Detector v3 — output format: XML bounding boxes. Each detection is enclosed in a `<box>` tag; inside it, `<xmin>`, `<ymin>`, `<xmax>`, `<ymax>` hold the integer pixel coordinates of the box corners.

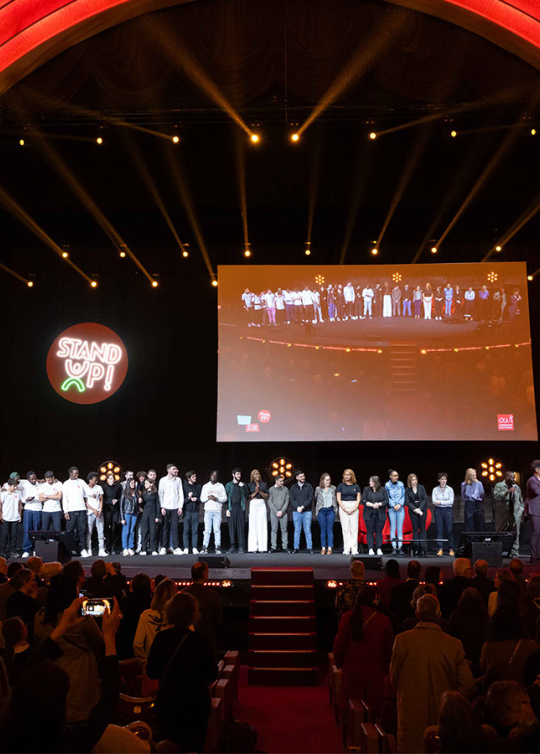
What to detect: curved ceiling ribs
<box><xmin>1</xmin><ymin>0</ymin><xmax>540</xmax><ymax>94</ymax></box>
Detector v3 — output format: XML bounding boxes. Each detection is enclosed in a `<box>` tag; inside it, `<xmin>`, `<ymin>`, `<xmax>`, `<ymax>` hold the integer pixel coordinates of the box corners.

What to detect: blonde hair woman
<box><xmin>337</xmin><ymin>469</ymin><xmax>361</xmax><ymax>556</ymax></box>
<box><xmin>133</xmin><ymin>578</ymin><xmax>177</xmax><ymax>663</ymax></box>
<box><xmin>461</xmin><ymin>468</ymin><xmax>485</xmax><ymax>534</ymax></box>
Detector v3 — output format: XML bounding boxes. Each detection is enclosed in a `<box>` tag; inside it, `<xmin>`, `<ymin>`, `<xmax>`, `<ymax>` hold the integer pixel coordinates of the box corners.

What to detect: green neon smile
<box><xmin>60</xmin><ymin>377</ymin><xmax>86</xmax><ymax>393</ymax></box>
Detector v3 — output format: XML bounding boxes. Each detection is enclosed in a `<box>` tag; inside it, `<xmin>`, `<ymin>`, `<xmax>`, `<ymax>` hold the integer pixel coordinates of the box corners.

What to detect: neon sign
<box><xmin>47</xmin><ymin>323</ymin><xmax>128</xmax><ymax>404</ymax></box>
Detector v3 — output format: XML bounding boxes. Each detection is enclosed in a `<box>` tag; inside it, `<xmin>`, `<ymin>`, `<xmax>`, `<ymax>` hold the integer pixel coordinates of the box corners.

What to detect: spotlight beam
<box><xmin>0</xmin><ymin>183</ymin><xmax>93</xmax><ymax>284</ymax></box>
<box><xmin>234</xmin><ymin>129</ymin><xmax>250</xmax><ymax>250</ymax></box>
<box><xmin>307</xmin><ymin>127</ymin><xmax>325</xmax><ymax>250</ymax></box>
<box><xmin>0</xmin><ymin>261</ymin><xmax>31</xmax><ymax>286</ymax></box>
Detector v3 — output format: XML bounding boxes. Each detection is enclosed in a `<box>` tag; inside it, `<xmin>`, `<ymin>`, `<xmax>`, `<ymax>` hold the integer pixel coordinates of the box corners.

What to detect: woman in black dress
<box><xmin>361</xmin><ymin>476</ymin><xmax>388</xmax><ymax>556</ymax></box>
<box><xmin>405</xmin><ymin>473</ymin><xmax>428</xmax><ymax>557</ymax></box>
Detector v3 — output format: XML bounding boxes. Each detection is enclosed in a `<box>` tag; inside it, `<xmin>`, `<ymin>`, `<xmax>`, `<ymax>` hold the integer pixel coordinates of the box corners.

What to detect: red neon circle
<box><xmin>258</xmin><ymin>410</ymin><xmax>271</xmax><ymax>423</ymax></box>
<box><xmin>46</xmin><ymin>322</ymin><xmax>128</xmax><ymax>404</ymax></box>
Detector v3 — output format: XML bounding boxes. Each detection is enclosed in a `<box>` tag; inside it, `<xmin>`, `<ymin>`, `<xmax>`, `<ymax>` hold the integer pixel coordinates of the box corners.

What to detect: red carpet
<box><xmin>236</xmin><ymin>668</ymin><xmax>342</xmax><ymax>753</ymax></box>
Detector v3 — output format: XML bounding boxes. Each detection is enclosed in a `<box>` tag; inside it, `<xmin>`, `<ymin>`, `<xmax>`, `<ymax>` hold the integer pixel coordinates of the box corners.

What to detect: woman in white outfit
<box><xmin>383</xmin><ymin>283</ymin><xmax>392</xmax><ymax>317</ymax></box>
<box><xmin>422</xmin><ymin>283</ymin><xmax>433</xmax><ymax>319</ymax></box>
<box><xmin>248</xmin><ymin>469</ymin><xmax>269</xmax><ymax>552</ymax></box>
<box><xmin>336</xmin><ymin>469</ymin><xmax>361</xmax><ymax>556</ymax></box>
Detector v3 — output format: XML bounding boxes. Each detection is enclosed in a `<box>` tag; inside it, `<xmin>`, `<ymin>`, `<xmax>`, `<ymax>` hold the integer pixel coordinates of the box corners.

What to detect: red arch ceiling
<box><xmin>1</xmin><ymin>0</ymin><xmax>540</xmax><ymax>94</ymax></box>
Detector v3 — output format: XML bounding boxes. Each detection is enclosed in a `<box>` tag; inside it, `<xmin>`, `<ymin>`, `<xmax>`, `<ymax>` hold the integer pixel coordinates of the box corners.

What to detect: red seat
<box><xmin>358</xmin><ymin>506</ymin><xmax>432</xmax><ymax>545</ymax></box>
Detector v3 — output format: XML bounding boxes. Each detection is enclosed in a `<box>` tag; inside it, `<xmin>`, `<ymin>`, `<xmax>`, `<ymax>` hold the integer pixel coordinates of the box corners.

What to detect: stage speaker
<box><xmin>457</xmin><ymin>531</ymin><xmax>515</xmax><ymax>561</ymax></box>
<box><xmin>30</xmin><ymin>531</ymin><xmax>79</xmax><ymax>563</ymax></box>
<box><xmin>350</xmin><ymin>556</ymin><xmax>384</xmax><ymax>571</ymax></box>
<box><xmin>464</xmin><ymin>541</ymin><xmax>503</xmax><ymax>568</ymax></box>
<box><xmin>199</xmin><ymin>555</ymin><xmax>230</xmax><ymax>568</ymax></box>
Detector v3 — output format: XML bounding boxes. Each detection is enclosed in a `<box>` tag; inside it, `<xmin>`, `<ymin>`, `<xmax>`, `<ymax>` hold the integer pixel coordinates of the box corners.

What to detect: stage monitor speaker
<box><xmin>30</xmin><ymin>531</ymin><xmax>79</xmax><ymax>563</ymax></box>
<box><xmin>199</xmin><ymin>555</ymin><xmax>230</xmax><ymax>568</ymax></box>
<box><xmin>464</xmin><ymin>541</ymin><xmax>503</xmax><ymax>567</ymax></box>
<box><xmin>351</xmin><ymin>556</ymin><xmax>384</xmax><ymax>571</ymax></box>
<box><xmin>457</xmin><ymin>531</ymin><xmax>515</xmax><ymax>561</ymax></box>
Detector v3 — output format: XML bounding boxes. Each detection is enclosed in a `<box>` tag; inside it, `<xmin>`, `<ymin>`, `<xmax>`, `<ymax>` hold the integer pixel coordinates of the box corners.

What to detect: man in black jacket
<box><xmin>389</xmin><ymin>560</ymin><xmax>422</xmax><ymax>631</ymax></box>
<box><xmin>182</xmin><ymin>471</ymin><xmax>202</xmax><ymax>555</ymax></box>
<box><xmin>183</xmin><ymin>561</ymin><xmax>223</xmax><ymax>658</ymax></box>
<box><xmin>437</xmin><ymin>557</ymin><xmax>471</xmax><ymax>619</ymax></box>
<box><xmin>289</xmin><ymin>470</ymin><xmax>314</xmax><ymax>553</ymax></box>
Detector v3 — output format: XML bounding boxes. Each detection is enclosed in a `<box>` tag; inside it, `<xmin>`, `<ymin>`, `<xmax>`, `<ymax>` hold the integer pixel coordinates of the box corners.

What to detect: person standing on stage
<box><xmin>525</xmin><ymin>460</ymin><xmax>540</xmax><ymax>564</ymax></box>
<box><xmin>405</xmin><ymin>473</ymin><xmax>428</xmax><ymax>557</ymax></box>
<box><xmin>86</xmin><ymin>472</ymin><xmax>106</xmax><ymax>557</ymax></box>
<box><xmin>0</xmin><ymin>479</ymin><xmax>23</xmax><ymax>559</ymax></box>
<box><xmin>434</xmin><ymin>286</ymin><xmax>444</xmax><ymax>320</ymax></box>
<box><xmin>39</xmin><ymin>471</ymin><xmax>63</xmax><ymax>533</ymax></box>
<box><xmin>413</xmin><ymin>285</ymin><xmax>422</xmax><ymax>319</ymax></box>
<box><xmin>314</xmin><ymin>473</ymin><xmax>337</xmax><ymax>555</ymax></box>
<box><xmin>120</xmin><ymin>478</ymin><xmax>140</xmax><ymax>556</ymax></box>
<box><xmin>248</xmin><ymin>470</ymin><xmax>269</xmax><ymax>553</ymax></box>
<box><xmin>383</xmin><ymin>283</ymin><xmax>392</xmax><ymax>317</ymax></box>
<box><xmin>327</xmin><ymin>285</ymin><xmax>336</xmax><ymax>321</ymax></box>
<box><xmin>444</xmin><ymin>283</ymin><xmax>453</xmax><ymax>318</ymax></box>
<box><xmin>337</xmin><ymin>469</ymin><xmax>361</xmax><ymax>556</ymax></box>
<box><xmin>464</xmin><ymin>286</ymin><xmax>475</xmax><ymax>319</ymax></box>
<box><xmin>182</xmin><ymin>471</ymin><xmax>202</xmax><ymax>555</ymax></box>
<box><xmin>302</xmin><ymin>286</ymin><xmax>314</xmax><ymax>322</ymax></box>
<box><xmin>402</xmin><ymin>284</ymin><xmax>412</xmax><ymax>317</ymax></box>
<box><xmin>336</xmin><ymin>284</ymin><xmax>345</xmax><ymax>321</ymax></box>
<box><xmin>268</xmin><ymin>475</ymin><xmax>290</xmax><ymax>552</ymax></box>
<box><xmin>362</xmin><ymin>284</ymin><xmax>374</xmax><ymax>318</ymax></box>
<box><xmin>263</xmin><ymin>289</ymin><xmax>276</xmax><ymax>326</ymax></box>
<box><xmin>62</xmin><ymin>466</ymin><xmax>90</xmax><ymax>558</ymax></box>
<box><xmin>493</xmin><ymin>471</ymin><xmax>524</xmax><ymax>557</ymax></box>
<box><xmin>362</xmin><ymin>476</ymin><xmax>388</xmax><ymax>556</ymax></box>
<box><xmin>275</xmin><ymin>289</ymin><xmax>286</xmax><ymax>324</ymax></box>
<box><xmin>432</xmin><ymin>472</ymin><xmax>454</xmax><ymax>557</ymax></box>
<box><xmin>225</xmin><ymin>468</ymin><xmax>248</xmax><ymax>554</ymax></box>
<box><xmin>102</xmin><ymin>472</ymin><xmax>122</xmax><ymax>555</ymax></box>
<box><xmin>140</xmin><ymin>479</ymin><xmax>161</xmax><ymax>556</ymax></box>
<box><xmin>461</xmin><ymin>468</ymin><xmax>485</xmax><ymax>533</ymax></box>
<box><xmin>20</xmin><ymin>472</ymin><xmax>42</xmax><ymax>559</ymax></box>
<box><xmin>290</xmin><ymin>470</ymin><xmax>314</xmax><ymax>553</ymax></box>
<box><xmin>422</xmin><ymin>283</ymin><xmax>433</xmax><ymax>320</ymax></box>
<box><xmin>385</xmin><ymin>469</ymin><xmax>406</xmax><ymax>556</ymax></box>
<box><xmin>343</xmin><ymin>282</ymin><xmax>355</xmax><ymax>320</ymax></box>
<box><xmin>158</xmin><ymin>464</ymin><xmax>184</xmax><ymax>556</ymax></box>
<box><xmin>242</xmin><ymin>288</ymin><xmax>254</xmax><ymax>326</ymax></box>
<box><xmin>283</xmin><ymin>288</ymin><xmax>293</xmax><ymax>324</ymax></box>
<box><xmin>392</xmin><ymin>284</ymin><xmax>402</xmax><ymax>317</ymax></box>
<box><xmin>201</xmin><ymin>470</ymin><xmax>227</xmax><ymax>555</ymax></box>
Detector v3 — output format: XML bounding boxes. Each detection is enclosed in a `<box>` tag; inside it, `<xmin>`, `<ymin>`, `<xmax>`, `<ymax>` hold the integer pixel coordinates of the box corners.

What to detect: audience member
<box><xmin>524</xmin><ymin>649</ymin><xmax>540</xmax><ymax>722</ymax></box>
<box><xmin>448</xmin><ymin>587</ymin><xmax>488</xmax><ymax>676</ymax></box>
<box><xmin>335</xmin><ymin>560</ymin><xmax>367</xmax><ymax>620</ymax></box>
<box><xmin>509</xmin><ymin>557</ymin><xmax>527</xmax><ymax>597</ymax></box>
<box><xmin>488</xmin><ymin>568</ymin><xmax>515</xmax><ymax>616</ymax></box>
<box><xmin>424</xmin><ymin>690</ymin><xmax>493</xmax><ymax>754</ymax></box>
<box><xmin>389</xmin><ymin>560</ymin><xmax>421</xmax><ymax>630</ymax></box>
<box><xmin>62</xmin><ymin>560</ymin><xmax>85</xmax><ymax>592</ymax></box>
<box><xmin>523</xmin><ymin>575</ymin><xmax>540</xmax><ymax>641</ymax></box>
<box><xmin>333</xmin><ymin>585</ymin><xmax>393</xmax><ymax>716</ymax></box>
<box><xmin>0</xmin><ymin>563</ymin><xmax>23</xmax><ymax>623</ymax></box>
<box><xmin>375</xmin><ymin>559</ymin><xmax>402</xmax><ymax>611</ymax></box>
<box><xmin>183</xmin><ymin>562</ymin><xmax>223</xmax><ymax>658</ymax></box>
<box><xmin>36</xmin><ymin>562</ymin><xmax>63</xmax><ymax>609</ymax></box>
<box><xmin>26</xmin><ymin>557</ymin><xmax>43</xmax><ymax>585</ymax></box>
<box><xmin>147</xmin><ymin>592</ymin><xmax>218</xmax><ymax>752</ymax></box>
<box><xmin>134</xmin><ymin>578</ymin><xmax>177</xmax><ymax>664</ymax></box>
<box><xmin>84</xmin><ymin>560</ymin><xmax>124</xmax><ymax>600</ymax></box>
<box><xmin>111</xmin><ymin>561</ymin><xmax>128</xmax><ymax>592</ymax></box>
<box><xmin>437</xmin><ymin>557</ymin><xmax>471</xmax><ymax>620</ymax></box>
<box><xmin>425</xmin><ymin>565</ymin><xmax>442</xmax><ymax>588</ymax></box>
<box><xmin>0</xmin><ymin>618</ymin><xmax>33</xmax><ymax>685</ymax></box>
<box><xmin>0</xmin><ymin>558</ymin><xmax>7</xmax><ymax>585</ymax></box>
<box><xmin>401</xmin><ymin>584</ymin><xmax>450</xmax><ymax>632</ymax></box>
<box><xmin>480</xmin><ymin>604</ymin><xmax>540</xmax><ymax>688</ymax></box>
<box><xmin>6</xmin><ymin>569</ymin><xmax>38</xmax><ymax>644</ymax></box>
<box><xmin>484</xmin><ymin>680</ymin><xmax>539</xmax><ymax>751</ymax></box>
<box><xmin>471</xmin><ymin>559</ymin><xmax>495</xmax><ymax>605</ymax></box>
<box><xmin>390</xmin><ymin>594</ymin><xmax>475</xmax><ymax>753</ymax></box>
<box><xmin>117</xmin><ymin>573</ymin><xmax>152</xmax><ymax>658</ymax></box>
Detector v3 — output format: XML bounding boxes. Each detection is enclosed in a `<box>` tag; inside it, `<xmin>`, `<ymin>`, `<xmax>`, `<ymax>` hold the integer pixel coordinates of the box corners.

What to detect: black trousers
<box><xmin>183</xmin><ymin>510</ymin><xmax>199</xmax><ymax>550</ymax></box>
<box><xmin>140</xmin><ymin>507</ymin><xmax>159</xmax><ymax>552</ymax></box>
<box><xmin>410</xmin><ymin>510</ymin><xmax>427</xmax><ymax>553</ymax></box>
<box><xmin>66</xmin><ymin>510</ymin><xmax>88</xmax><ymax>551</ymax></box>
<box><xmin>161</xmin><ymin>509</ymin><xmax>179</xmax><ymax>549</ymax></box>
<box><xmin>364</xmin><ymin>513</ymin><xmax>384</xmax><ymax>549</ymax></box>
<box><xmin>464</xmin><ymin>499</ymin><xmax>485</xmax><ymax>532</ymax></box>
<box><xmin>0</xmin><ymin>521</ymin><xmax>20</xmax><ymax>555</ymax></box>
<box><xmin>228</xmin><ymin>505</ymin><xmax>245</xmax><ymax>549</ymax></box>
<box><xmin>103</xmin><ymin>504</ymin><xmax>121</xmax><ymax>553</ymax></box>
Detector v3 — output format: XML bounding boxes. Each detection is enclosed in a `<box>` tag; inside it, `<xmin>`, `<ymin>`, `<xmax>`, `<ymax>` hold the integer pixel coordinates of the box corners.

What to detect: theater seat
<box><xmin>116</xmin><ymin>694</ymin><xmax>156</xmax><ymax>726</ymax></box>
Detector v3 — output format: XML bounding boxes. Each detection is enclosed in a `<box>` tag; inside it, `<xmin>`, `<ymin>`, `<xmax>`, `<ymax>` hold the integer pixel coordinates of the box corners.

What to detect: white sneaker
<box><xmin>128</xmin><ymin>549</ymin><xmax>135</xmax><ymax>556</ymax></box>
<box><xmin>122</xmin><ymin>549</ymin><xmax>129</xmax><ymax>556</ymax></box>
<box><xmin>140</xmin><ymin>551</ymin><xmax>147</xmax><ymax>556</ymax></box>
<box><xmin>151</xmin><ymin>551</ymin><xmax>158</xmax><ymax>556</ymax></box>
<box><xmin>183</xmin><ymin>548</ymin><xmax>189</xmax><ymax>555</ymax></box>
<box><xmin>192</xmin><ymin>548</ymin><xmax>199</xmax><ymax>555</ymax></box>
<box><xmin>159</xmin><ymin>547</ymin><xmax>167</xmax><ymax>555</ymax></box>
<box><xmin>377</xmin><ymin>549</ymin><xmax>383</xmax><ymax>556</ymax></box>
<box><xmin>368</xmin><ymin>549</ymin><xmax>375</xmax><ymax>556</ymax></box>
<box><xmin>81</xmin><ymin>549</ymin><xmax>90</xmax><ymax>558</ymax></box>
<box><xmin>22</xmin><ymin>552</ymin><xmax>29</xmax><ymax>559</ymax></box>
<box><xmin>173</xmin><ymin>548</ymin><xmax>183</xmax><ymax>555</ymax></box>
<box><xmin>98</xmin><ymin>549</ymin><xmax>108</xmax><ymax>557</ymax></box>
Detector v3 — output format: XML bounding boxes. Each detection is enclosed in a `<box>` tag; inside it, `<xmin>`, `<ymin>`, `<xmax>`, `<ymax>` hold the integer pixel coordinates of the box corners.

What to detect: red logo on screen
<box><xmin>498</xmin><ymin>414</ymin><xmax>514</xmax><ymax>431</ymax></box>
<box><xmin>246</xmin><ymin>424</ymin><xmax>260</xmax><ymax>433</ymax></box>
<box><xmin>258</xmin><ymin>410</ymin><xmax>271</xmax><ymax>423</ymax></box>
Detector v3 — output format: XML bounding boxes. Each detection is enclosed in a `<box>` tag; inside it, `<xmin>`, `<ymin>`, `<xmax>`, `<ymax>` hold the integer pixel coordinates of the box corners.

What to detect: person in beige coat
<box><xmin>390</xmin><ymin>594</ymin><xmax>475</xmax><ymax>753</ymax></box>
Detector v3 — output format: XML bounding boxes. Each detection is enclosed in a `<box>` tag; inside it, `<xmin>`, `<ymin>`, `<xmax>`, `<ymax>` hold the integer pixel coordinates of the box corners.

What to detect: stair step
<box><xmin>251</xmin><ymin>585</ymin><xmax>314</xmax><ymax>600</ymax></box>
<box><xmin>251</xmin><ymin>567</ymin><xmax>314</xmax><ymax>586</ymax></box>
<box><xmin>250</xmin><ymin>600</ymin><xmax>315</xmax><ymax>616</ymax></box>
<box><xmin>248</xmin><ymin>667</ymin><xmax>317</xmax><ymax>686</ymax></box>
<box><xmin>248</xmin><ymin>649</ymin><xmax>318</xmax><ymax>668</ymax></box>
<box><xmin>249</xmin><ymin>632</ymin><xmax>317</xmax><ymax>650</ymax></box>
<box><xmin>249</xmin><ymin>616</ymin><xmax>316</xmax><ymax>632</ymax></box>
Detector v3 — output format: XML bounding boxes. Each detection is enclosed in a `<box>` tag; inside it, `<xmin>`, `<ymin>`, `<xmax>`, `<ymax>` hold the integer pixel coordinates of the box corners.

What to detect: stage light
<box><xmin>450</xmin><ymin>130</ymin><xmax>457</xmax><ymax>138</ymax></box>
<box><xmin>305</xmin><ymin>241</ymin><xmax>311</xmax><ymax>256</ymax></box>
<box><xmin>371</xmin><ymin>247</ymin><xmax>379</xmax><ymax>256</ymax></box>
<box><xmin>315</xmin><ymin>274</ymin><xmax>325</xmax><ymax>285</ymax></box>
<box><xmin>528</xmin><ymin>275</ymin><xmax>534</xmax><ymax>281</ymax></box>
<box><xmin>96</xmin><ymin>137</ymin><xmax>103</xmax><ymax>145</ymax></box>
<box><xmin>244</xmin><ymin>249</ymin><xmax>251</xmax><ymax>257</ymax></box>
<box><xmin>250</xmin><ymin>133</ymin><xmax>260</xmax><ymax>144</ymax></box>
<box><xmin>327</xmin><ymin>580</ymin><xmax>338</xmax><ymax>589</ymax></box>
<box><xmin>269</xmin><ymin>457</ymin><xmax>294</xmax><ymax>481</ymax></box>
<box><xmin>62</xmin><ymin>252</ymin><xmax>69</xmax><ymax>258</ymax></box>
<box><xmin>212</xmin><ymin>279</ymin><xmax>218</xmax><ymax>287</ymax></box>
<box><xmin>480</xmin><ymin>457</ymin><xmax>504</xmax><ymax>483</ymax></box>
<box><xmin>119</xmin><ymin>251</ymin><xmax>126</xmax><ymax>258</ymax></box>
<box><xmin>291</xmin><ymin>133</ymin><xmax>300</xmax><ymax>142</ymax></box>
<box><xmin>19</xmin><ymin>139</ymin><xmax>25</xmax><ymax>146</ymax></box>
<box><xmin>182</xmin><ymin>250</ymin><xmax>188</xmax><ymax>258</ymax></box>
<box><xmin>90</xmin><ymin>281</ymin><xmax>98</xmax><ymax>288</ymax></box>
<box><xmin>99</xmin><ymin>461</ymin><xmax>122</xmax><ymax>483</ymax></box>
<box><xmin>151</xmin><ymin>280</ymin><xmax>159</xmax><ymax>287</ymax></box>
<box><xmin>27</xmin><ymin>281</ymin><xmax>33</xmax><ymax>288</ymax></box>
<box><xmin>495</xmin><ymin>245</ymin><xmax>502</xmax><ymax>252</ymax></box>
<box><xmin>487</xmin><ymin>271</ymin><xmax>498</xmax><ymax>283</ymax></box>
<box><xmin>172</xmin><ymin>135</ymin><xmax>180</xmax><ymax>144</ymax></box>
<box><xmin>369</xmin><ymin>132</ymin><xmax>377</xmax><ymax>140</ymax></box>
<box><xmin>431</xmin><ymin>246</ymin><xmax>438</xmax><ymax>254</ymax></box>
<box><xmin>532</xmin><ymin>129</ymin><xmax>537</xmax><ymax>136</ymax></box>
<box><xmin>392</xmin><ymin>272</ymin><xmax>402</xmax><ymax>283</ymax></box>
<box><xmin>420</xmin><ymin>349</ymin><xmax>427</xmax><ymax>354</ymax></box>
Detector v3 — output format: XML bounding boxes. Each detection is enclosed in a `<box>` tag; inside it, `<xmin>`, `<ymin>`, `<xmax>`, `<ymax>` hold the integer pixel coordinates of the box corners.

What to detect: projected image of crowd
<box><xmin>241</xmin><ymin>281</ymin><xmax>523</xmax><ymax>326</ymax></box>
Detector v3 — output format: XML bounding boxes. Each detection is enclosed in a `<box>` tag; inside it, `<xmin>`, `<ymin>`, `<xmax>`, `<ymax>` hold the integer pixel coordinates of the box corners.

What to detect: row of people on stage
<box><xmin>241</xmin><ymin>283</ymin><xmax>522</xmax><ymax>325</ymax></box>
<box><xmin>1</xmin><ymin>462</ymin><xmax>536</xmax><ymax>559</ymax></box>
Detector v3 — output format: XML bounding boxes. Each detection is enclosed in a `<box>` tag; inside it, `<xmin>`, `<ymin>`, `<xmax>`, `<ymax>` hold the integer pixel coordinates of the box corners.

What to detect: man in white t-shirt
<box><xmin>158</xmin><ymin>464</ymin><xmax>184</xmax><ymax>556</ymax></box>
<box><xmin>62</xmin><ymin>466</ymin><xmax>90</xmax><ymax>557</ymax></box>
<box><xmin>86</xmin><ymin>472</ymin><xmax>107</xmax><ymax>557</ymax></box>
<box><xmin>201</xmin><ymin>470</ymin><xmax>227</xmax><ymax>554</ymax></box>
<box><xmin>39</xmin><ymin>471</ymin><xmax>63</xmax><ymax>532</ymax></box>
<box><xmin>242</xmin><ymin>288</ymin><xmax>255</xmax><ymax>326</ymax></box>
<box><xmin>0</xmin><ymin>479</ymin><xmax>23</xmax><ymax>558</ymax></box>
<box><xmin>301</xmin><ymin>287</ymin><xmax>314</xmax><ymax>322</ymax></box>
<box><xmin>362</xmin><ymin>285</ymin><xmax>374</xmax><ymax>318</ymax></box>
<box><xmin>344</xmin><ymin>282</ymin><xmax>356</xmax><ymax>319</ymax></box>
<box><xmin>20</xmin><ymin>471</ymin><xmax>42</xmax><ymax>558</ymax></box>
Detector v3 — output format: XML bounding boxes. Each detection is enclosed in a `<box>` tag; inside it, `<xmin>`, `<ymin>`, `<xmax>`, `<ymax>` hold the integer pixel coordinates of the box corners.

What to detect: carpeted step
<box><xmin>250</xmin><ymin>599</ymin><xmax>315</xmax><ymax>616</ymax></box>
<box><xmin>247</xmin><ymin>667</ymin><xmax>318</xmax><ymax>686</ymax></box>
<box><xmin>251</xmin><ymin>567</ymin><xmax>314</xmax><ymax>586</ymax></box>
<box><xmin>251</xmin><ymin>584</ymin><xmax>314</xmax><ymax>600</ymax></box>
<box><xmin>249</xmin><ymin>615</ymin><xmax>316</xmax><ymax>633</ymax></box>
<box><xmin>249</xmin><ymin>632</ymin><xmax>317</xmax><ymax>650</ymax></box>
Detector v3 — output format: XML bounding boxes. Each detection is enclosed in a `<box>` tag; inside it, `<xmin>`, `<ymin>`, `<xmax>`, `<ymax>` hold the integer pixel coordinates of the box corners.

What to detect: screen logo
<box><xmin>497</xmin><ymin>414</ymin><xmax>515</xmax><ymax>431</ymax></box>
<box><xmin>246</xmin><ymin>423</ymin><xmax>260</xmax><ymax>433</ymax></box>
<box><xmin>258</xmin><ymin>410</ymin><xmax>272</xmax><ymax>423</ymax></box>
<box><xmin>237</xmin><ymin>415</ymin><xmax>252</xmax><ymax>426</ymax></box>
<box><xmin>47</xmin><ymin>323</ymin><xmax>128</xmax><ymax>404</ymax></box>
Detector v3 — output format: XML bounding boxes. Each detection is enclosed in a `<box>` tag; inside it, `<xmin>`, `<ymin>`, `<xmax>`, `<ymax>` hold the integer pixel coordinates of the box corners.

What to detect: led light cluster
<box><xmin>480</xmin><ymin>457</ymin><xmax>504</xmax><ymax>482</ymax></box>
<box><xmin>270</xmin><ymin>458</ymin><xmax>294</xmax><ymax>479</ymax></box>
<box><xmin>99</xmin><ymin>461</ymin><xmax>122</xmax><ymax>483</ymax></box>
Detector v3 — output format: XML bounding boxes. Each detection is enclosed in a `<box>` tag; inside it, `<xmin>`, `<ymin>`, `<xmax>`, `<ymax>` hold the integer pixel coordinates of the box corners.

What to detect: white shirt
<box><xmin>362</xmin><ymin>287</ymin><xmax>374</xmax><ymax>301</ymax></box>
<box><xmin>264</xmin><ymin>292</ymin><xmax>276</xmax><ymax>309</ymax></box>
<box><xmin>20</xmin><ymin>480</ymin><xmax>42</xmax><ymax>512</ymax></box>
<box><xmin>62</xmin><ymin>478</ymin><xmax>89</xmax><ymax>513</ymax></box>
<box><xmin>158</xmin><ymin>476</ymin><xmax>184</xmax><ymax>510</ymax></box>
<box><xmin>343</xmin><ymin>284</ymin><xmax>355</xmax><ymax>302</ymax></box>
<box><xmin>293</xmin><ymin>292</ymin><xmax>302</xmax><ymax>306</ymax></box>
<box><xmin>1</xmin><ymin>490</ymin><xmax>22</xmax><ymax>522</ymax></box>
<box><xmin>39</xmin><ymin>481</ymin><xmax>63</xmax><ymax>513</ymax></box>
<box><xmin>201</xmin><ymin>482</ymin><xmax>227</xmax><ymax>512</ymax></box>
<box><xmin>275</xmin><ymin>294</ymin><xmax>284</xmax><ymax>310</ymax></box>
<box><xmin>242</xmin><ymin>292</ymin><xmax>252</xmax><ymax>308</ymax></box>
<box><xmin>301</xmin><ymin>289</ymin><xmax>313</xmax><ymax>306</ymax></box>
<box><xmin>465</xmin><ymin>289</ymin><xmax>475</xmax><ymax>300</ymax></box>
<box><xmin>312</xmin><ymin>291</ymin><xmax>320</xmax><ymax>305</ymax></box>
<box><xmin>283</xmin><ymin>290</ymin><xmax>293</xmax><ymax>304</ymax></box>
<box><xmin>86</xmin><ymin>484</ymin><xmax>104</xmax><ymax>513</ymax></box>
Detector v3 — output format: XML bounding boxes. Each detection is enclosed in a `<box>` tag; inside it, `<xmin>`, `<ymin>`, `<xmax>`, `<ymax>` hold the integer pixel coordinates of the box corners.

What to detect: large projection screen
<box><xmin>217</xmin><ymin>263</ymin><xmax>537</xmax><ymax>442</ymax></box>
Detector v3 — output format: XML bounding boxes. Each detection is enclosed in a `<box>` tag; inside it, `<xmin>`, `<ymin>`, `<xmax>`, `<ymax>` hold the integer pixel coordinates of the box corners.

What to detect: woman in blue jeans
<box><xmin>385</xmin><ymin>469</ymin><xmax>405</xmax><ymax>556</ymax></box>
<box><xmin>314</xmin><ymin>473</ymin><xmax>337</xmax><ymax>555</ymax></box>
<box><xmin>121</xmin><ymin>478</ymin><xmax>140</xmax><ymax>556</ymax></box>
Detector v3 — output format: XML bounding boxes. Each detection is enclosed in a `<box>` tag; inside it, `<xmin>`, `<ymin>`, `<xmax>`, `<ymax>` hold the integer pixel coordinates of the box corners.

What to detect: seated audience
<box><xmin>389</xmin><ymin>560</ymin><xmax>421</xmax><ymax>631</ymax></box>
<box><xmin>480</xmin><ymin>604</ymin><xmax>540</xmax><ymax>688</ymax></box>
<box><xmin>375</xmin><ymin>559</ymin><xmax>402</xmax><ymax>611</ymax></box>
<box><xmin>83</xmin><ymin>560</ymin><xmax>124</xmax><ymax>600</ymax></box>
<box><xmin>335</xmin><ymin>560</ymin><xmax>367</xmax><ymax>620</ymax></box>
<box><xmin>333</xmin><ymin>585</ymin><xmax>394</xmax><ymax>715</ymax></box>
<box><xmin>147</xmin><ymin>592</ymin><xmax>218</xmax><ymax>752</ymax></box>
<box><xmin>448</xmin><ymin>587</ymin><xmax>488</xmax><ymax>677</ymax></box>
<box><xmin>183</xmin><ymin>562</ymin><xmax>223</xmax><ymax>659</ymax></box>
<box><xmin>133</xmin><ymin>578</ymin><xmax>177</xmax><ymax>664</ymax></box>
<box><xmin>471</xmin><ymin>559</ymin><xmax>496</xmax><ymax>605</ymax></box>
<box><xmin>437</xmin><ymin>557</ymin><xmax>471</xmax><ymax>620</ymax></box>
